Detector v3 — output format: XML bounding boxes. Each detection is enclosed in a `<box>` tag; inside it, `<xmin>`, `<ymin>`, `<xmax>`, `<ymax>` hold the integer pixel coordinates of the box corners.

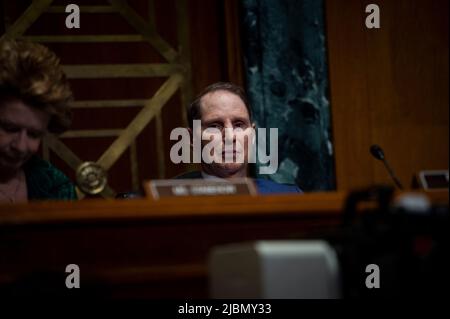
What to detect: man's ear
<box><xmin>251</xmin><ymin>122</ymin><xmax>256</xmax><ymax>129</ymax></box>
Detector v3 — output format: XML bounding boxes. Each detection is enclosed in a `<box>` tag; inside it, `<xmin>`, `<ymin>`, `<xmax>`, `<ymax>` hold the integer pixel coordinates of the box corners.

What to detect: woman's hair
<box><xmin>0</xmin><ymin>39</ymin><xmax>73</xmax><ymax>134</ymax></box>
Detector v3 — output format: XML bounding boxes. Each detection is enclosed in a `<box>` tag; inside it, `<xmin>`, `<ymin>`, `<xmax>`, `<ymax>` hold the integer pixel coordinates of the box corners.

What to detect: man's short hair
<box><xmin>187</xmin><ymin>82</ymin><xmax>252</xmax><ymax>128</ymax></box>
<box><xmin>0</xmin><ymin>39</ymin><xmax>73</xmax><ymax>134</ymax></box>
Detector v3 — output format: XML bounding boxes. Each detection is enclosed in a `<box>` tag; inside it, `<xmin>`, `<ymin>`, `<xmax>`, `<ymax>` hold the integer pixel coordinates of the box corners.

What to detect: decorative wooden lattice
<box><xmin>0</xmin><ymin>0</ymin><xmax>192</xmax><ymax>198</ymax></box>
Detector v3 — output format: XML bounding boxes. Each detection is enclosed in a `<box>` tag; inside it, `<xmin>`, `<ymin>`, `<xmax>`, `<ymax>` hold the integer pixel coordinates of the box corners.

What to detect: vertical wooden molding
<box><xmin>0</xmin><ymin>0</ymin><xmax>5</xmax><ymax>35</ymax></box>
<box><xmin>155</xmin><ymin>112</ymin><xmax>165</xmax><ymax>179</ymax></box>
<box><xmin>325</xmin><ymin>0</ymin><xmax>374</xmax><ymax>190</ymax></box>
<box><xmin>130</xmin><ymin>141</ymin><xmax>140</xmax><ymax>191</ymax></box>
<box><xmin>175</xmin><ymin>0</ymin><xmax>192</xmax><ymax>128</ymax></box>
<box><xmin>223</xmin><ymin>0</ymin><xmax>245</xmax><ymax>87</ymax></box>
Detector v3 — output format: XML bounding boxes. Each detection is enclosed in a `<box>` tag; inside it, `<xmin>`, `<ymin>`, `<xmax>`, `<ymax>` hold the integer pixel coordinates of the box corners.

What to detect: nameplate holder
<box><xmin>416</xmin><ymin>170</ymin><xmax>449</xmax><ymax>191</ymax></box>
<box><xmin>143</xmin><ymin>178</ymin><xmax>257</xmax><ymax>199</ymax></box>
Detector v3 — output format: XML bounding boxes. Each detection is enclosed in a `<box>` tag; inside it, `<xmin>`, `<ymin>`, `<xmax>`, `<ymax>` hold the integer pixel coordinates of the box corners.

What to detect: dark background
<box><xmin>0</xmin><ymin>0</ymin><xmax>448</xmax><ymax>194</ymax></box>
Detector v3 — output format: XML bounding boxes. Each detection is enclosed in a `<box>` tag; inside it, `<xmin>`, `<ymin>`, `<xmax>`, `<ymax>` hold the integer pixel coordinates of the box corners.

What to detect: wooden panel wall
<box><xmin>326</xmin><ymin>0</ymin><xmax>449</xmax><ymax>190</ymax></box>
<box><xmin>1</xmin><ymin>0</ymin><xmax>239</xmax><ymax>194</ymax></box>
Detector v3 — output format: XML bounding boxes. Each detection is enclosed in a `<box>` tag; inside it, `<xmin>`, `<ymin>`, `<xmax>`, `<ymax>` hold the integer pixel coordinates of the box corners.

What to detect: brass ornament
<box><xmin>76</xmin><ymin>162</ymin><xmax>107</xmax><ymax>195</ymax></box>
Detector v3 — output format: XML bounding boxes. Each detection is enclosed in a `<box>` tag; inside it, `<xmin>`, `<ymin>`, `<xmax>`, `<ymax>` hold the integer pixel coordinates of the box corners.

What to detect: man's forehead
<box><xmin>200</xmin><ymin>90</ymin><xmax>250</xmax><ymax>119</ymax></box>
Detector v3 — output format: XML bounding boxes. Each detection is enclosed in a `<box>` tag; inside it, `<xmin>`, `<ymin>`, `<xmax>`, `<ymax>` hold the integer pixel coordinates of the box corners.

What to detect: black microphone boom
<box><xmin>370</xmin><ymin>144</ymin><xmax>404</xmax><ymax>190</ymax></box>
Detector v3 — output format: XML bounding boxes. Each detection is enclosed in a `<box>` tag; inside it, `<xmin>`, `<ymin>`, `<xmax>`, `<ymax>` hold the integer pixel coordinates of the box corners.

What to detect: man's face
<box><xmin>196</xmin><ymin>90</ymin><xmax>254</xmax><ymax>178</ymax></box>
<box><xmin>0</xmin><ymin>98</ymin><xmax>49</xmax><ymax>174</ymax></box>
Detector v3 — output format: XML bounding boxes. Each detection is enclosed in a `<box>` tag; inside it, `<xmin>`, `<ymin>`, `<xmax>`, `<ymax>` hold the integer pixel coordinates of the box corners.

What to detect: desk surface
<box><xmin>0</xmin><ymin>190</ymin><xmax>447</xmax><ymax>224</ymax></box>
<box><xmin>0</xmin><ymin>190</ymin><xmax>447</xmax><ymax>298</ymax></box>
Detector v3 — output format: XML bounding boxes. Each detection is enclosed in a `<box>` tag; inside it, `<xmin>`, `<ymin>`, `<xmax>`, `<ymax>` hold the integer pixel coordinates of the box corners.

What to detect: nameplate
<box><xmin>143</xmin><ymin>178</ymin><xmax>257</xmax><ymax>199</ymax></box>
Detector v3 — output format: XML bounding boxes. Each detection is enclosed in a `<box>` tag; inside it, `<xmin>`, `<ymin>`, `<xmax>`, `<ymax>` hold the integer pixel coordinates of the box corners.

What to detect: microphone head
<box><xmin>370</xmin><ymin>144</ymin><xmax>385</xmax><ymax>160</ymax></box>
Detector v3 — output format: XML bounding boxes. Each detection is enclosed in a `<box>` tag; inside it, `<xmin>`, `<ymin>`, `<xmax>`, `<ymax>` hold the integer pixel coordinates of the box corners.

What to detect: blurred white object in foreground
<box><xmin>208</xmin><ymin>240</ymin><xmax>341</xmax><ymax>299</ymax></box>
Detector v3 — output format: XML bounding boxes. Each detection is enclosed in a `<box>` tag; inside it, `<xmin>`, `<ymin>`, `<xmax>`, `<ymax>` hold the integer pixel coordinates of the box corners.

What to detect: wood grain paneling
<box><xmin>326</xmin><ymin>0</ymin><xmax>449</xmax><ymax>190</ymax></box>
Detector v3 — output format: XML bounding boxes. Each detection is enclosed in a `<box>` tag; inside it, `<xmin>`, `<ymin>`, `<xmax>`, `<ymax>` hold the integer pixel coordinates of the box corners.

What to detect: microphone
<box><xmin>370</xmin><ymin>144</ymin><xmax>404</xmax><ymax>190</ymax></box>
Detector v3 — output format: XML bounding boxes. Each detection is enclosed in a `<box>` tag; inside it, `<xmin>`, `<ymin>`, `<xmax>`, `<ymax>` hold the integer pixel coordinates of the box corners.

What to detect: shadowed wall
<box><xmin>326</xmin><ymin>0</ymin><xmax>448</xmax><ymax>190</ymax></box>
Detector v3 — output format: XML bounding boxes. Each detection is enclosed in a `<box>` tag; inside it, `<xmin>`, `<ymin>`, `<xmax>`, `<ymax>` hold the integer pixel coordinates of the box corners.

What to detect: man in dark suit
<box><xmin>176</xmin><ymin>82</ymin><xmax>301</xmax><ymax>194</ymax></box>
